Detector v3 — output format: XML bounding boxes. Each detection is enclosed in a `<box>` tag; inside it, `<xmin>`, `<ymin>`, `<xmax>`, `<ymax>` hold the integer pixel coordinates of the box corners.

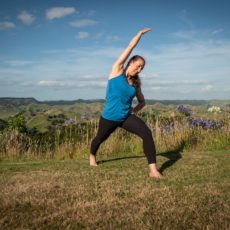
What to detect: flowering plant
<box><xmin>208</xmin><ymin>106</ymin><xmax>221</xmax><ymax>113</ymax></box>
<box><xmin>176</xmin><ymin>104</ymin><xmax>192</xmax><ymax>116</ymax></box>
<box><xmin>190</xmin><ymin>118</ymin><xmax>223</xmax><ymax>129</ymax></box>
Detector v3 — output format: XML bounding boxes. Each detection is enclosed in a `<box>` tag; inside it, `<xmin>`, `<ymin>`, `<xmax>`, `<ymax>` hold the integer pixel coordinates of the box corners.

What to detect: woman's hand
<box><xmin>139</xmin><ymin>28</ymin><xmax>152</xmax><ymax>35</ymax></box>
<box><xmin>130</xmin><ymin>107</ymin><xmax>135</xmax><ymax>114</ymax></box>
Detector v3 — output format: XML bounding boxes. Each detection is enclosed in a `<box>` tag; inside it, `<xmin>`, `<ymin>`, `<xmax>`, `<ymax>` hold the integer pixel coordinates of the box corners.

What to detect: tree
<box><xmin>7</xmin><ymin>113</ymin><xmax>27</xmax><ymax>133</ymax></box>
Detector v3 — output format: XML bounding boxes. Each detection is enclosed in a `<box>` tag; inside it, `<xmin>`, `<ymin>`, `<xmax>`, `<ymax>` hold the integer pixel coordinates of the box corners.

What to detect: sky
<box><xmin>0</xmin><ymin>0</ymin><xmax>230</xmax><ymax>101</ymax></box>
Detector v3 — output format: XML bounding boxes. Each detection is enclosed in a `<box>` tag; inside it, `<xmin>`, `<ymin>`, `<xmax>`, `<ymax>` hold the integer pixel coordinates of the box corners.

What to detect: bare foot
<box><xmin>149</xmin><ymin>170</ymin><xmax>164</xmax><ymax>179</ymax></box>
<box><xmin>89</xmin><ymin>154</ymin><xmax>98</xmax><ymax>166</ymax></box>
<box><xmin>148</xmin><ymin>163</ymin><xmax>164</xmax><ymax>179</ymax></box>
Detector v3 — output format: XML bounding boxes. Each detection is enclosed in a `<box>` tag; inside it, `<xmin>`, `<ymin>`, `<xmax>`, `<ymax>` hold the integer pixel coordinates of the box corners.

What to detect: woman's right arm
<box><xmin>109</xmin><ymin>28</ymin><xmax>151</xmax><ymax>79</ymax></box>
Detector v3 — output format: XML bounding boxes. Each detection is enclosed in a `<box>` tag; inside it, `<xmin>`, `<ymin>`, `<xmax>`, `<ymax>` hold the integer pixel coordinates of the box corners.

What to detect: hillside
<box><xmin>0</xmin><ymin>97</ymin><xmax>229</xmax><ymax>132</ymax></box>
<box><xmin>1</xmin><ymin>97</ymin><xmax>229</xmax><ymax>107</ymax></box>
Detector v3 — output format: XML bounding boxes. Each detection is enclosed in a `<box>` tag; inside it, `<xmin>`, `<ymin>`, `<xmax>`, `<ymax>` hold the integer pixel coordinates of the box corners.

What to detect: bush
<box><xmin>7</xmin><ymin>113</ymin><xmax>27</xmax><ymax>133</ymax></box>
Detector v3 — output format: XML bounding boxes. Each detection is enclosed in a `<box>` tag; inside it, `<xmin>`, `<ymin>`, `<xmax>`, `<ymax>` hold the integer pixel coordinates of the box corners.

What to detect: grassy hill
<box><xmin>0</xmin><ymin>98</ymin><xmax>105</xmax><ymax>131</ymax></box>
<box><xmin>0</xmin><ymin>97</ymin><xmax>229</xmax><ymax>132</ymax></box>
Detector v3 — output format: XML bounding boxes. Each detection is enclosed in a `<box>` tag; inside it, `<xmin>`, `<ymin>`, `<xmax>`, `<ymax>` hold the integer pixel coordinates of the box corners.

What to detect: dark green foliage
<box><xmin>47</xmin><ymin>114</ymin><xmax>67</xmax><ymax>125</ymax></box>
<box><xmin>7</xmin><ymin>113</ymin><xmax>27</xmax><ymax>133</ymax></box>
<box><xmin>0</xmin><ymin>119</ymin><xmax>7</xmax><ymax>131</ymax></box>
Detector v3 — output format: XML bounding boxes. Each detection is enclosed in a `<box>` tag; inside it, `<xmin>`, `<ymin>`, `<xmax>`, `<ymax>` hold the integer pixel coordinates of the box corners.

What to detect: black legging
<box><xmin>90</xmin><ymin>114</ymin><xmax>156</xmax><ymax>164</ymax></box>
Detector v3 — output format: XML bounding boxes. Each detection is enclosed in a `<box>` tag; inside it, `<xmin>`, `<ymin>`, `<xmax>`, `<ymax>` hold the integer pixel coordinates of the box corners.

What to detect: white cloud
<box><xmin>0</xmin><ymin>21</ymin><xmax>15</xmax><ymax>30</ymax></box>
<box><xmin>70</xmin><ymin>19</ymin><xmax>99</xmax><ymax>27</ymax></box>
<box><xmin>37</xmin><ymin>79</ymin><xmax>106</xmax><ymax>89</ymax></box>
<box><xmin>150</xmin><ymin>86</ymin><xmax>164</xmax><ymax>91</ymax></box>
<box><xmin>223</xmin><ymin>88</ymin><xmax>230</xmax><ymax>92</ymax></box>
<box><xmin>46</xmin><ymin>7</ymin><xmax>76</xmax><ymax>20</ymax></box>
<box><xmin>141</xmin><ymin>73</ymin><xmax>159</xmax><ymax>79</ymax></box>
<box><xmin>95</xmin><ymin>32</ymin><xmax>103</xmax><ymax>39</ymax></box>
<box><xmin>17</xmin><ymin>11</ymin><xmax>35</xmax><ymax>25</ymax></box>
<box><xmin>201</xmin><ymin>85</ymin><xmax>214</xmax><ymax>92</ymax></box>
<box><xmin>106</xmin><ymin>35</ymin><xmax>121</xmax><ymax>42</ymax></box>
<box><xmin>76</xmin><ymin>32</ymin><xmax>89</xmax><ymax>39</ymax></box>
<box><xmin>5</xmin><ymin>60</ymin><xmax>37</xmax><ymax>66</ymax></box>
<box><xmin>0</xmin><ymin>78</ymin><xmax>19</xmax><ymax>86</ymax></box>
<box><xmin>172</xmin><ymin>29</ymin><xmax>225</xmax><ymax>41</ymax></box>
<box><xmin>38</xmin><ymin>80</ymin><xmax>60</xmax><ymax>86</ymax></box>
<box><xmin>143</xmin><ymin>80</ymin><xmax>207</xmax><ymax>88</ymax></box>
<box><xmin>212</xmin><ymin>29</ymin><xmax>223</xmax><ymax>35</ymax></box>
<box><xmin>172</xmin><ymin>30</ymin><xmax>197</xmax><ymax>40</ymax></box>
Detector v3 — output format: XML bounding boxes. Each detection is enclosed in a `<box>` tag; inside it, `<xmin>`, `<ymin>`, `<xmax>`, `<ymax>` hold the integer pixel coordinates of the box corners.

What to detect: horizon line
<box><xmin>0</xmin><ymin>97</ymin><xmax>229</xmax><ymax>101</ymax></box>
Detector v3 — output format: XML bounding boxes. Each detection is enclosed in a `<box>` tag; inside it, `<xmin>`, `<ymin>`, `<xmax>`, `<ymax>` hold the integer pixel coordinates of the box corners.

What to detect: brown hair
<box><xmin>126</xmin><ymin>55</ymin><xmax>145</xmax><ymax>88</ymax></box>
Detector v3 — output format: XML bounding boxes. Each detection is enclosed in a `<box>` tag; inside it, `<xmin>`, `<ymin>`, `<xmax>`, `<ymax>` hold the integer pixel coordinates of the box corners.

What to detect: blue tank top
<box><xmin>102</xmin><ymin>73</ymin><xmax>136</xmax><ymax>122</ymax></box>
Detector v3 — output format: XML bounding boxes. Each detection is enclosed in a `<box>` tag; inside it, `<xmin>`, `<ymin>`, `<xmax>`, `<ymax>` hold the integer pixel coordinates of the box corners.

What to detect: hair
<box><xmin>126</xmin><ymin>55</ymin><xmax>145</xmax><ymax>88</ymax></box>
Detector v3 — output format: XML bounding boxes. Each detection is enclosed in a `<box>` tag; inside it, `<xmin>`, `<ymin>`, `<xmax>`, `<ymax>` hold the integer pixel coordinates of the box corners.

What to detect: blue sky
<box><xmin>0</xmin><ymin>0</ymin><xmax>230</xmax><ymax>100</ymax></box>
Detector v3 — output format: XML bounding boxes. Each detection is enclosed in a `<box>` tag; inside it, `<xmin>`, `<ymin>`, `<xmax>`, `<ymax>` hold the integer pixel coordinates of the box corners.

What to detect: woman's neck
<box><xmin>125</xmin><ymin>69</ymin><xmax>132</xmax><ymax>79</ymax></box>
<box><xmin>125</xmin><ymin>72</ymin><xmax>133</xmax><ymax>85</ymax></box>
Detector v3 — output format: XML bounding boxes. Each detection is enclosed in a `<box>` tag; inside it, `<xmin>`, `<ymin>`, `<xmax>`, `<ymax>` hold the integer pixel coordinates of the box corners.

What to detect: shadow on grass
<box><xmin>158</xmin><ymin>142</ymin><xmax>185</xmax><ymax>174</ymax></box>
<box><xmin>97</xmin><ymin>142</ymin><xmax>185</xmax><ymax>173</ymax></box>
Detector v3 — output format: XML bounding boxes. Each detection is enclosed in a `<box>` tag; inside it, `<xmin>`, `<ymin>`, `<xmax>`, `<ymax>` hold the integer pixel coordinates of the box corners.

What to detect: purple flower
<box><xmin>190</xmin><ymin>118</ymin><xmax>223</xmax><ymax>129</ymax></box>
<box><xmin>160</xmin><ymin>124</ymin><xmax>173</xmax><ymax>133</ymax></box>
<box><xmin>176</xmin><ymin>104</ymin><xmax>192</xmax><ymax>116</ymax></box>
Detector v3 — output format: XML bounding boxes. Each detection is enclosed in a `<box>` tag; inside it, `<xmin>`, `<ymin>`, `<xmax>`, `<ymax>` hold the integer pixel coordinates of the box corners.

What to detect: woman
<box><xmin>90</xmin><ymin>28</ymin><xmax>163</xmax><ymax>178</ymax></box>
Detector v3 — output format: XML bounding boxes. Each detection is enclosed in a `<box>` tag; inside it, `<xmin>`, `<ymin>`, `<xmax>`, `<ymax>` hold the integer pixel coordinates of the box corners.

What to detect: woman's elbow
<box><xmin>141</xmin><ymin>101</ymin><xmax>146</xmax><ymax>108</ymax></box>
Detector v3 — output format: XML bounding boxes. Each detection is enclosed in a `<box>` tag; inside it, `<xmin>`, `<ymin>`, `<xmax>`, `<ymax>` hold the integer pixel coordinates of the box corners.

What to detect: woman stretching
<box><xmin>90</xmin><ymin>28</ymin><xmax>163</xmax><ymax>178</ymax></box>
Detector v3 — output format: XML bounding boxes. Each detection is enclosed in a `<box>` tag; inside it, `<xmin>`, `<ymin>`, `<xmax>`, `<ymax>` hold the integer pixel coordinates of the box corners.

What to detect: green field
<box><xmin>0</xmin><ymin>150</ymin><xmax>229</xmax><ymax>229</ymax></box>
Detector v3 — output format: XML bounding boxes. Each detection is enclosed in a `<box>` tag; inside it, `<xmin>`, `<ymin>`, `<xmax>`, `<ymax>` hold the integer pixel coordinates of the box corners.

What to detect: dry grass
<box><xmin>1</xmin><ymin>111</ymin><xmax>229</xmax><ymax>160</ymax></box>
<box><xmin>0</xmin><ymin>150</ymin><xmax>229</xmax><ymax>229</ymax></box>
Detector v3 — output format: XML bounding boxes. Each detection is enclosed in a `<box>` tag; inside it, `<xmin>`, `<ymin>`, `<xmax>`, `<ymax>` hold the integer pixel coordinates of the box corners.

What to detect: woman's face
<box><xmin>129</xmin><ymin>59</ymin><xmax>145</xmax><ymax>77</ymax></box>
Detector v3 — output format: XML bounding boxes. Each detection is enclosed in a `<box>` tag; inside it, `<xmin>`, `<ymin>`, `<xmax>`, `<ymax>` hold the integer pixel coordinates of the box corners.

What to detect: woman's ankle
<box><xmin>89</xmin><ymin>154</ymin><xmax>98</xmax><ymax>166</ymax></box>
<box><xmin>148</xmin><ymin>163</ymin><xmax>163</xmax><ymax>178</ymax></box>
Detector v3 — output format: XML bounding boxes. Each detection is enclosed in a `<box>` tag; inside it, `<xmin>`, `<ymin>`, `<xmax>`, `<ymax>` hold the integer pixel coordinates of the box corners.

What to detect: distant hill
<box><xmin>0</xmin><ymin>97</ymin><xmax>106</xmax><ymax>106</ymax></box>
<box><xmin>1</xmin><ymin>97</ymin><xmax>229</xmax><ymax>106</ymax></box>
<box><xmin>0</xmin><ymin>97</ymin><xmax>39</xmax><ymax>106</ymax></box>
<box><xmin>144</xmin><ymin>99</ymin><xmax>209</xmax><ymax>106</ymax></box>
<box><xmin>42</xmin><ymin>99</ymin><xmax>105</xmax><ymax>106</ymax></box>
<box><xmin>0</xmin><ymin>97</ymin><xmax>224</xmax><ymax>106</ymax></box>
<box><xmin>0</xmin><ymin>97</ymin><xmax>229</xmax><ymax>132</ymax></box>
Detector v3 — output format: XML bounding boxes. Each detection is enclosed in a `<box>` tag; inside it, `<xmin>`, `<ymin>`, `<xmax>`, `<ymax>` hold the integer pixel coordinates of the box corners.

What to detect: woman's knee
<box><xmin>141</xmin><ymin>126</ymin><xmax>152</xmax><ymax>138</ymax></box>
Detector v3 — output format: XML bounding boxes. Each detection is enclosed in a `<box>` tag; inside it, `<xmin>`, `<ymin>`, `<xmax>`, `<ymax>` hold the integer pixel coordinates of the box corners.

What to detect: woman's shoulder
<box><xmin>108</xmin><ymin>71</ymin><xmax>125</xmax><ymax>80</ymax></box>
